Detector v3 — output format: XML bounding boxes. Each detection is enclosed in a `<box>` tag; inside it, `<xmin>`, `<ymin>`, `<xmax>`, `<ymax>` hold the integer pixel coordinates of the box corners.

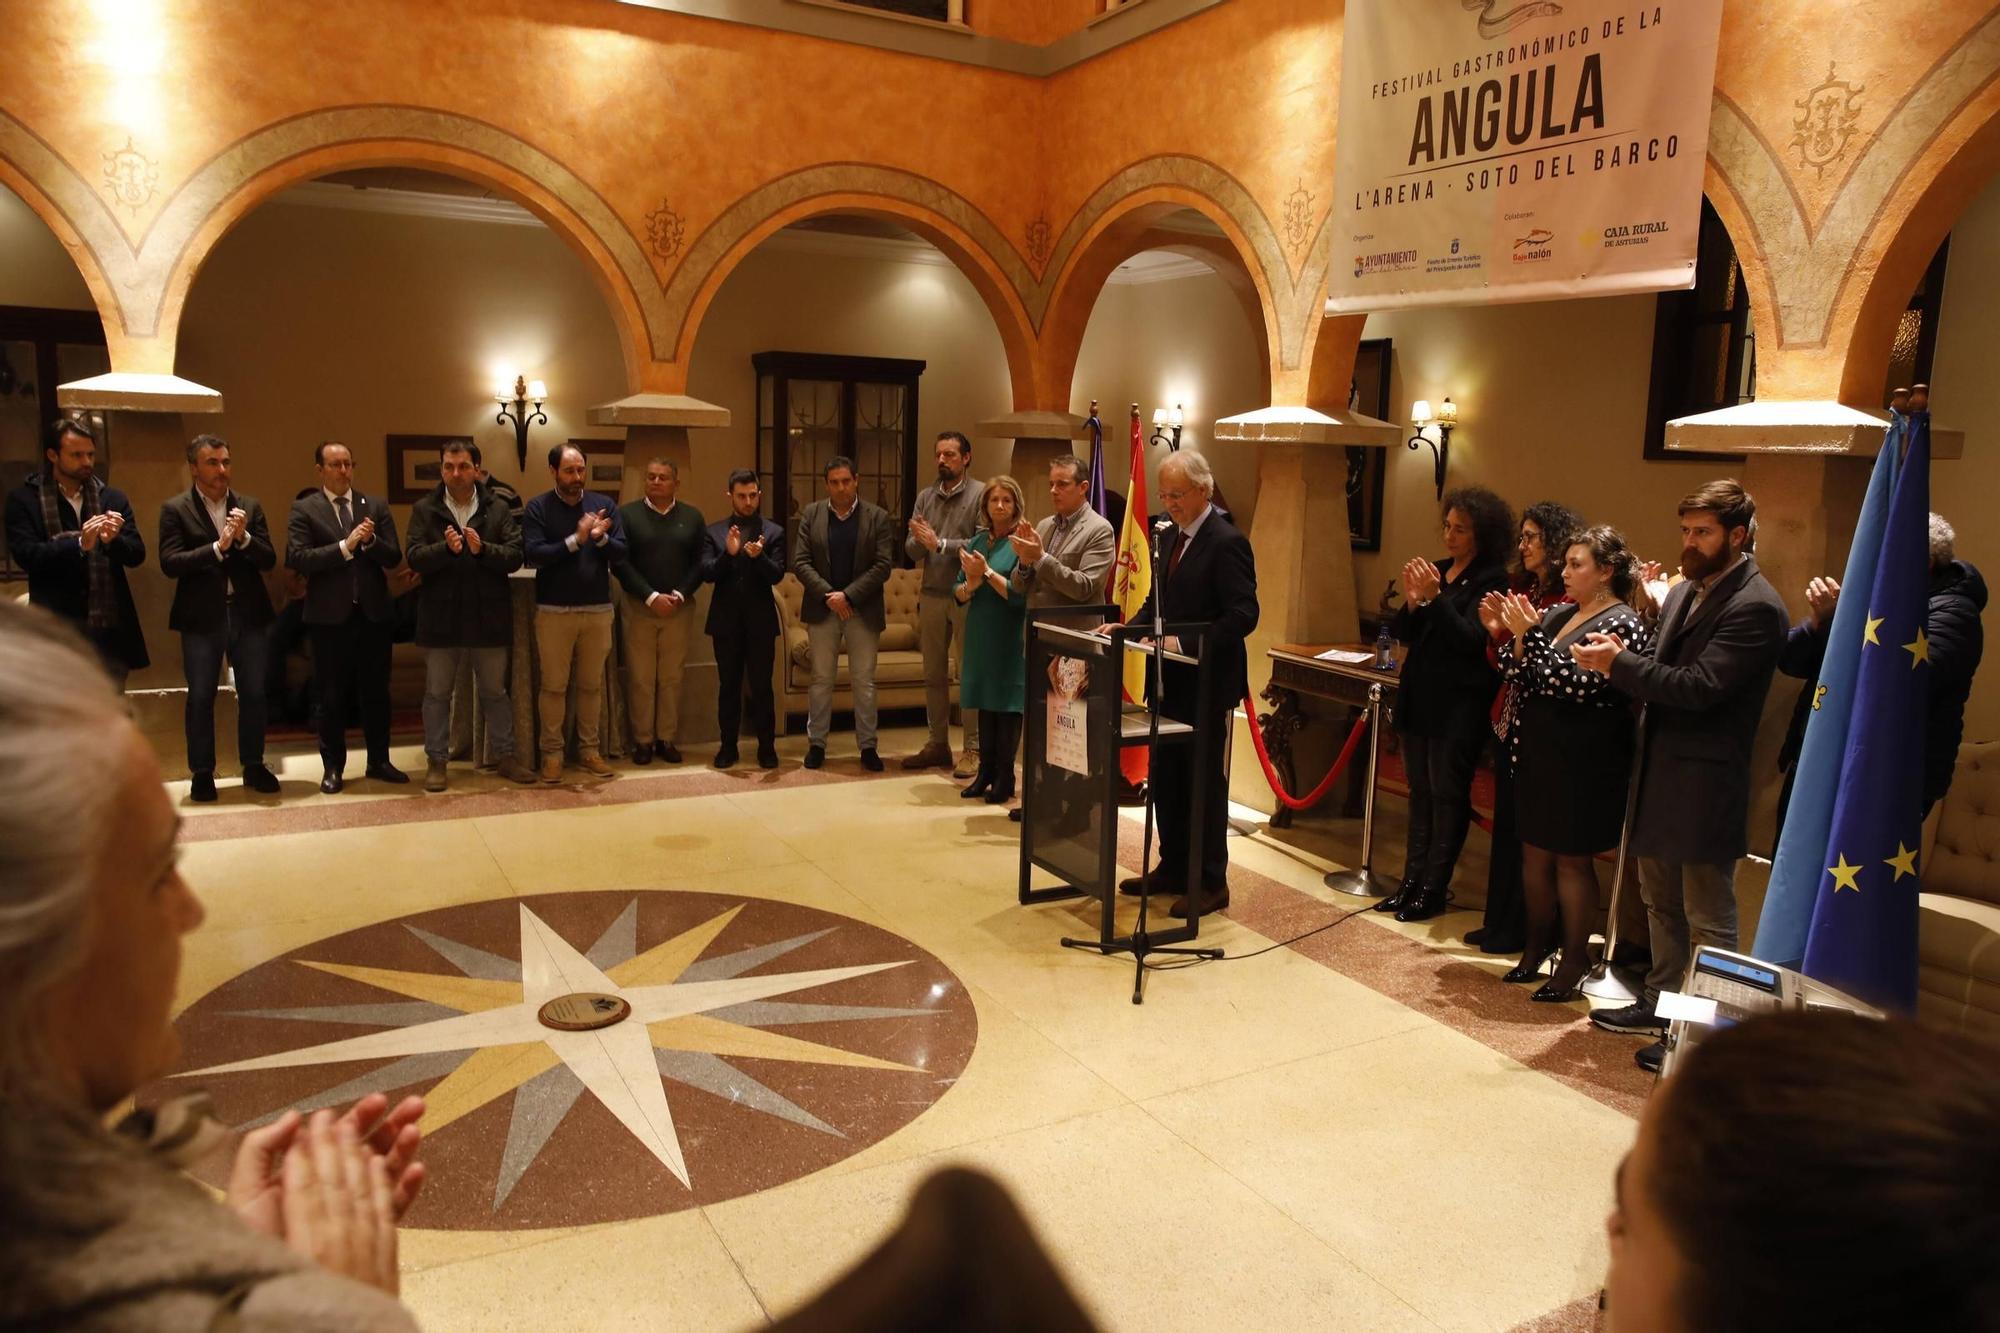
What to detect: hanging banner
<box><xmin>1328</xmin><ymin>0</ymin><xmax>1724</xmax><ymax>312</ymax></box>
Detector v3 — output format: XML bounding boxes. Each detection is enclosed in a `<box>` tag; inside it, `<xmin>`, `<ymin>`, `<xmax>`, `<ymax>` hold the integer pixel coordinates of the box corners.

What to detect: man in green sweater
<box><xmin>615</xmin><ymin>458</ymin><xmax>705</xmax><ymax>764</ymax></box>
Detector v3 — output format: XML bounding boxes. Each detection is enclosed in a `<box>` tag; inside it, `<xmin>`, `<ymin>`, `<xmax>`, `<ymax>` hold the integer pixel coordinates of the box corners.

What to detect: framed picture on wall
<box><xmin>385</xmin><ymin>434</ymin><xmax>469</xmax><ymax>504</ymax></box>
<box><xmin>1347</xmin><ymin>337</ymin><xmax>1392</xmax><ymax>551</ymax></box>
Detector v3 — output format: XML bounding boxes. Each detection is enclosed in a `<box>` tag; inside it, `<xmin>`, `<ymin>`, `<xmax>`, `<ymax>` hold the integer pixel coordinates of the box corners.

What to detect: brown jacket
<box><xmin>0</xmin><ymin>1110</ymin><xmax>417</xmax><ymax>1332</ymax></box>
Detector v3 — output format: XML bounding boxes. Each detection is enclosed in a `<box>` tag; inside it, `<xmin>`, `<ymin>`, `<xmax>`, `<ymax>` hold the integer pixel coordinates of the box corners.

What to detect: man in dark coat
<box><xmin>286</xmin><ymin>440</ymin><xmax>406</xmax><ymax>793</ymax></box>
<box><xmin>3</xmin><ymin>417</ymin><xmax>148</xmax><ymax>682</ymax></box>
<box><xmin>791</xmin><ymin>455</ymin><xmax>896</xmax><ymax>771</ymax></box>
<box><xmin>1573</xmin><ymin>480</ymin><xmax>1789</xmax><ymax>1071</ymax></box>
<box><xmin>158</xmin><ymin>433</ymin><xmax>279</xmax><ymax>801</ymax></box>
<box><xmin>1774</xmin><ymin>513</ymin><xmax>1986</xmax><ymax>831</ymax></box>
<box><xmin>1115</xmin><ymin>449</ymin><xmax>1259</xmax><ymax>920</ymax></box>
<box><xmin>405</xmin><ymin>440</ymin><xmax>532</xmax><ymax>791</ymax></box>
<box><xmin>701</xmin><ymin>469</ymin><xmax>785</xmax><ymax>771</ymax></box>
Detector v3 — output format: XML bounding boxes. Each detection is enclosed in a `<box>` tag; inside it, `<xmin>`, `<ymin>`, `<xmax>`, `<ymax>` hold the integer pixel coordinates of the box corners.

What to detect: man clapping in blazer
<box><xmin>791</xmin><ymin>455</ymin><xmax>895</xmax><ymax>772</ymax></box>
<box><xmin>286</xmin><ymin>440</ymin><xmax>406</xmax><ymax>794</ymax></box>
<box><xmin>159</xmin><ymin>434</ymin><xmax>280</xmax><ymax>802</ymax></box>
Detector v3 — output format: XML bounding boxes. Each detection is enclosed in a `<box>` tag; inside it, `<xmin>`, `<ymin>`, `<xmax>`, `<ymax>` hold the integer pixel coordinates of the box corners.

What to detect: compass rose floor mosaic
<box><xmin>156</xmin><ymin>726</ymin><xmax>1657</xmax><ymax>1332</ymax></box>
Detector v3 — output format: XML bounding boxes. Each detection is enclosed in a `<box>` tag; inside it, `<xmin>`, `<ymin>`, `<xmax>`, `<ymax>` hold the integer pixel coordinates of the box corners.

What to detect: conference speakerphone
<box><xmin>1656</xmin><ymin>946</ymin><xmax>1883</xmax><ymax>1078</ymax></box>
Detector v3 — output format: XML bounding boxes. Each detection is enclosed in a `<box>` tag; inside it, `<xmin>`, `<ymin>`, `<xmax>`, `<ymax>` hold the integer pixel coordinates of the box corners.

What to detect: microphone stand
<box><xmin>1122</xmin><ymin>517</ymin><xmax>1223</xmax><ymax>1003</ymax></box>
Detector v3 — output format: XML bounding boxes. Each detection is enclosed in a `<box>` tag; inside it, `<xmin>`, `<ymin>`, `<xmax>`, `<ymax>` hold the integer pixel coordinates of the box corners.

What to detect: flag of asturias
<box><xmin>1753</xmin><ymin>414</ymin><xmax>1903</xmax><ymax>964</ymax></box>
<box><xmin>1801</xmin><ymin>413</ymin><xmax>1932</xmax><ymax>1011</ymax></box>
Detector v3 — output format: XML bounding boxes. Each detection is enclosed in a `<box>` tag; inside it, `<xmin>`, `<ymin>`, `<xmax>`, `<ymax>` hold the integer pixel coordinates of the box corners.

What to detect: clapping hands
<box><xmin>1500</xmin><ymin>592</ymin><xmax>1541</xmax><ymax>637</ymax></box>
<box><xmin>227</xmin><ymin>1091</ymin><xmax>427</xmax><ymax>1293</ymax></box>
<box><xmin>1478</xmin><ymin>591</ymin><xmax>1509</xmax><ymax>640</ymax></box>
<box><xmin>1400</xmin><ymin>557</ymin><xmax>1441</xmax><ymax>604</ymax></box>
<box><xmin>1570</xmin><ymin>631</ymin><xmax>1625</xmax><ymax>676</ymax></box>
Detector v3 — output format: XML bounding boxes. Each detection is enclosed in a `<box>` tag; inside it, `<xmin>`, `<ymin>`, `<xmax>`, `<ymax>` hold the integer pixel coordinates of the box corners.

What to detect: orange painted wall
<box><xmin>6</xmin><ymin>0</ymin><xmax>1998</xmax><ymax>411</ymax></box>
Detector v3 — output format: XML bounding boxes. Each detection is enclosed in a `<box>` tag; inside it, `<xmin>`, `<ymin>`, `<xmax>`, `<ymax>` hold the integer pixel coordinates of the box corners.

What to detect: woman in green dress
<box><xmin>954</xmin><ymin>474</ymin><xmax>1029</xmax><ymax>804</ymax></box>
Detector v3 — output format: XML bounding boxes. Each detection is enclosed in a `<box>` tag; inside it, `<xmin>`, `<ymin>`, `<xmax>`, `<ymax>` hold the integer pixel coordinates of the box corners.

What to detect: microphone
<box><xmin>1151</xmin><ymin>516</ymin><xmax>1175</xmax><ymax>532</ymax></box>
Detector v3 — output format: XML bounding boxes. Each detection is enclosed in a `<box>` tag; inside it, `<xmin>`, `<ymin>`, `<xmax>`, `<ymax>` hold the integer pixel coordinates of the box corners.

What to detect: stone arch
<box><xmin>662</xmin><ymin>167</ymin><xmax>1039</xmax><ymax>405</ymax></box>
<box><xmin>0</xmin><ymin>106</ymin><xmax>660</xmax><ymax>386</ymax></box>
<box><xmin>1834</xmin><ymin>97</ymin><xmax>2000</xmax><ymax>403</ymax></box>
<box><xmin>1036</xmin><ymin>158</ymin><xmax>1320</xmax><ymax>410</ymax></box>
<box><xmin>1704</xmin><ymin>12</ymin><xmax>2000</xmax><ymax>398</ymax></box>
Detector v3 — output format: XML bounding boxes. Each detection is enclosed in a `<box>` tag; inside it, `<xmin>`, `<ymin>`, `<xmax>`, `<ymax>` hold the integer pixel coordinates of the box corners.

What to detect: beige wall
<box><xmin>1354</xmin><ymin>293</ymin><xmax>1716</xmax><ymax>612</ymax></box>
<box><xmin>1070</xmin><ymin>267</ymin><xmax>1269</xmax><ymax>528</ymax></box>
<box><xmin>176</xmin><ymin>199</ymin><xmax>629</xmax><ymax>526</ymax></box>
<box><xmin>1929</xmin><ymin>172</ymin><xmax>2000</xmax><ymax>746</ymax></box>
<box><xmin>0</xmin><ymin>184</ymin><xmax>93</xmax><ymax>310</ymax></box>
<box><xmin>684</xmin><ymin>241</ymin><xmax>1014</xmax><ymax>515</ymax></box>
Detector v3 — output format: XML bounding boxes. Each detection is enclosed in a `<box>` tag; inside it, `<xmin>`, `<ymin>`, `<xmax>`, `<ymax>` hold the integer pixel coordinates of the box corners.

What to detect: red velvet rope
<box><xmin>1243</xmin><ymin>696</ymin><xmax>1372</xmax><ymax>812</ymax></box>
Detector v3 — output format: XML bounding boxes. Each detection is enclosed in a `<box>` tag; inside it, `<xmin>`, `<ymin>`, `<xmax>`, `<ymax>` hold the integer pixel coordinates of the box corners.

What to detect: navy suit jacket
<box><xmin>285</xmin><ymin>489</ymin><xmax>402</xmax><ymax>626</ymax></box>
<box><xmin>701</xmin><ymin>516</ymin><xmax>786</xmax><ymax>638</ymax></box>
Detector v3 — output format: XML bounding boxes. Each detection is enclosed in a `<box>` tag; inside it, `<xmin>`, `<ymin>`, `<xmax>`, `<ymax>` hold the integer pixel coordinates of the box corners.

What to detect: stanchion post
<box><xmin>1324</xmin><ymin>682</ymin><xmax>1391</xmax><ymax>897</ymax></box>
<box><xmin>1583</xmin><ymin>704</ymin><xmax>1646</xmax><ymax>1002</ymax></box>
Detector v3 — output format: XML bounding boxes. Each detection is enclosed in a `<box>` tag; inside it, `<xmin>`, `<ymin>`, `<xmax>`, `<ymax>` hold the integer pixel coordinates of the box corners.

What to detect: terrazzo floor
<box><xmin>150</xmin><ymin>723</ymin><xmax>1644</xmax><ymax>1332</ymax></box>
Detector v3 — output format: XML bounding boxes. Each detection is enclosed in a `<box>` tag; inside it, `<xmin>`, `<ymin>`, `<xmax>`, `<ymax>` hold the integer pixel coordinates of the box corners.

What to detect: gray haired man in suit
<box><xmin>1571</xmin><ymin>478</ymin><xmax>1788</xmax><ymax>1073</ymax></box>
<box><xmin>792</xmin><ymin>455</ymin><xmax>895</xmax><ymax>772</ymax></box>
<box><xmin>1004</xmin><ymin>453</ymin><xmax>1117</xmax><ymax>823</ymax></box>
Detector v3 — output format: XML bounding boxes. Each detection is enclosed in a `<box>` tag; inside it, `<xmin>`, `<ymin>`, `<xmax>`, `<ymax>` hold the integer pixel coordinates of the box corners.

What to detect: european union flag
<box><xmin>1800</xmin><ymin>412</ymin><xmax>1931</xmax><ymax>1011</ymax></box>
<box><xmin>1754</xmin><ymin>414</ymin><xmax>1903</xmax><ymax>964</ymax></box>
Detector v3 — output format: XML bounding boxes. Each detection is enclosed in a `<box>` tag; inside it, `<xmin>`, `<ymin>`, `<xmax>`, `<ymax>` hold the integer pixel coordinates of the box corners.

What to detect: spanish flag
<box><xmin>1109</xmin><ymin>405</ymin><xmax>1152</xmax><ymax>784</ymax></box>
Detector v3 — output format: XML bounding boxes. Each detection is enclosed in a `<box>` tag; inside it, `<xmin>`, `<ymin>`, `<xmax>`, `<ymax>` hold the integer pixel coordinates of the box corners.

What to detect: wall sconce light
<box><xmin>1149</xmin><ymin>403</ymin><xmax>1186</xmax><ymax>451</ymax></box>
<box><xmin>1407</xmin><ymin>396</ymin><xmax>1458</xmax><ymax>498</ymax></box>
<box><xmin>496</xmin><ymin>374</ymin><xmax>548</xmax><ymax>470</ymax></box>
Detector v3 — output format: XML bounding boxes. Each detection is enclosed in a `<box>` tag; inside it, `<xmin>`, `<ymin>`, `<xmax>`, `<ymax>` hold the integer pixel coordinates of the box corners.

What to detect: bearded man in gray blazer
<box><xmin>1571</xmin><ymin>478</ymin><xmax>1788</xmax><ymax>1073</ymax></box>
<box><xmin>791</xmin><ymin>455</ymin><xmax>895</xmax><ymax>771</ymax></box>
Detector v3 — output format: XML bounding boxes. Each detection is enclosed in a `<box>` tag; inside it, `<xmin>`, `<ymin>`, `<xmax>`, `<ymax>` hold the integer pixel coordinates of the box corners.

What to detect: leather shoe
<box><xmin>190</xmin><ymin>771</ymin><xmax>217</xmax><ymax>803</ymax></box>
<box><xmin>1502</xmin><ymin>950</ymin><xmax>1556</xmax><ymax>983</ymax></box>
<box><xmin>714</xmin><ymin>744</ymin><xmax>739</xmax><ymax>769</ymax></box>
<box><xmin>365</xmin><ymin>762</ymin><xmax>410</xmax><ymax>785</ymax></box>
<box><xmin>860</xmin><ymin>748</ymin><xmax>884</xmax><ymax>772</ymax></box>
<box><xmin>951</xmin><ymin>752</ymin><xmax>979</xmax><ymax>779</ymax></box>
<box><xmin>1118</xmin><ymin>873</ymin><xmax>1173</xmax><ymax>897</ymax></box>
<box><xmin>902</xmin><ymin>743</ymin><xmax>952</xmax><ymax>770</ymax></box>
<box><xmin>1531</xmin><ymin>982</ymin><xmax>1583</xmax><ymax>1003</ymax></box>
<box><xmin>1634</xmin><ymin>1040</ymin><xmax>1667</xmax><ymax>1074</ymax></box>
<box><xmin>1168</xmin><ymin>887</ymin><xmax>1230</xmax><ymax>919</ymax></box>
<box><xmin>632</xmin><ymin>744</ymin><xmax>654</xmax><ymax>766</ymax></box>
<box><xmin>1479</xmin><ymin>932</ymin><xmax>1525</xmax><ymax>956</ymax></box>
<box><xmin>960</xmin><ymin>773</ymin><xmax>991</xmax><ymax>799</ymax></box>
<box><xmin>424</xmin><ymin>760</ymin><xmax>448</xmax><ymax>793</ymax></box>
<box><xmin>656</xmin><ymin>742</ymin><xmax>681</xmax><ymax>764</ymax></box>
<box><xmin>1008</xmin><ymin>807</ymin><xmax>1023</xmax><ymax>823</ymax></box>
<box><xmin>320</xmin><ymin>771</ymin><xmax>344</xmax><ymax>795</ymax></box>
<box><xmin>1394</xmin><ymin>888</ymin><xmax>1449</xmax><ymax>923</ymax></box>
<box><xmin>804</xmin><ymin>745</ymin><xmax>826</xmax><ymax>770</ymax></box>
<box><xmin>496</xmin><ymin>755</ymin><xmax>537</xmax><ymax>785</ymax></box>
<box><xmin>578</xmin><ymin>753</ymin><xmax>615</xmax><ymax>780</ymax></box>
<box><xmin>757</xmin><ymin>742</ymin><xmax>779</xmax><ymax>770</ymax></box>
<box><xmin>540</xmin><ymin>754</ymin><xmax>565</xmax><ymax>785</ymax></box>
<box><xmin>242</xmin><ymin>763</ymin><xmax>281</xmax><ymax>794</ymax></box>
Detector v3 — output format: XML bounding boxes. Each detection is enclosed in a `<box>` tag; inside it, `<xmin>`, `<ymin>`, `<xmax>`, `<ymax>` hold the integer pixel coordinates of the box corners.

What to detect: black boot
<box><xmin>963</xmin><ymin>711</ymin><xmax>998</xmax><ymax>798</ymax></box>
<box><xmin>1395</xmin><ymin>885</ymin><xmax>1451</xmax><ymax>922</ymax></box>
<box><xmin>987</xmin><ymin>714</ymin><xmax>1020</xmax><ymax>803</ymax></box>
<box><xmin>1373</xmin><ymin>876</ymin><xmax>1418</xmax><ymax>913</ymax></box>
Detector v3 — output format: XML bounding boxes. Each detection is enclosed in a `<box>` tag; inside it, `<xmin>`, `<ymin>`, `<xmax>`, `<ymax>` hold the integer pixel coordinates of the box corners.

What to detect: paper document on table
<box><xmin>1316</xmin><ymin>648</ymin><xmax>1376</xmax><ymax>665</ymax></box>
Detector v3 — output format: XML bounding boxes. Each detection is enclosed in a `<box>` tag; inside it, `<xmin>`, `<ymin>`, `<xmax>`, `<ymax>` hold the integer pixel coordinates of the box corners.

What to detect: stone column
<box><xmin>972</xmin><ymin>410</ymin><xmax>1092</xmax><ymax>524</ymax></box>
<box><xmin>57</xmin><ymin>374</ymin><xmax>227</xmax><ymax>771</ymax></box>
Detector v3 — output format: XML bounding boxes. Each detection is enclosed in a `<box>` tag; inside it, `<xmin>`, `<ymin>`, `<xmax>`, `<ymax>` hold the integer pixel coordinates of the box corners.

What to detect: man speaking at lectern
<box><xmin>1117</xmin><ymin>449</ymin><xmax>1258</xmax><ymax>919</ymax></box>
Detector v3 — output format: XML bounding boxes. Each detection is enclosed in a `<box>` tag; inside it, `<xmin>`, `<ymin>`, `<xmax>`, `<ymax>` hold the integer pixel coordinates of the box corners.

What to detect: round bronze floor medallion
<box><xmin>142</xmin><ymin>891</ymin><xmax>978</xmax><ymax>1229</ymax></box>
<box><xmin>538</xmin><ymin>992</ymin><xmax>630</xmax><ymax>1031</ymax></box>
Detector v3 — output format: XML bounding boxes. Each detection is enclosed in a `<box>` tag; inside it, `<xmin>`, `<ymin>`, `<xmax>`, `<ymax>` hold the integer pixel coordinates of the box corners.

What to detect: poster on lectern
<box><xmin>1327</xmin><ymin>0</ymin><xmax>1724</xmax><ymax>312</ymax></box>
